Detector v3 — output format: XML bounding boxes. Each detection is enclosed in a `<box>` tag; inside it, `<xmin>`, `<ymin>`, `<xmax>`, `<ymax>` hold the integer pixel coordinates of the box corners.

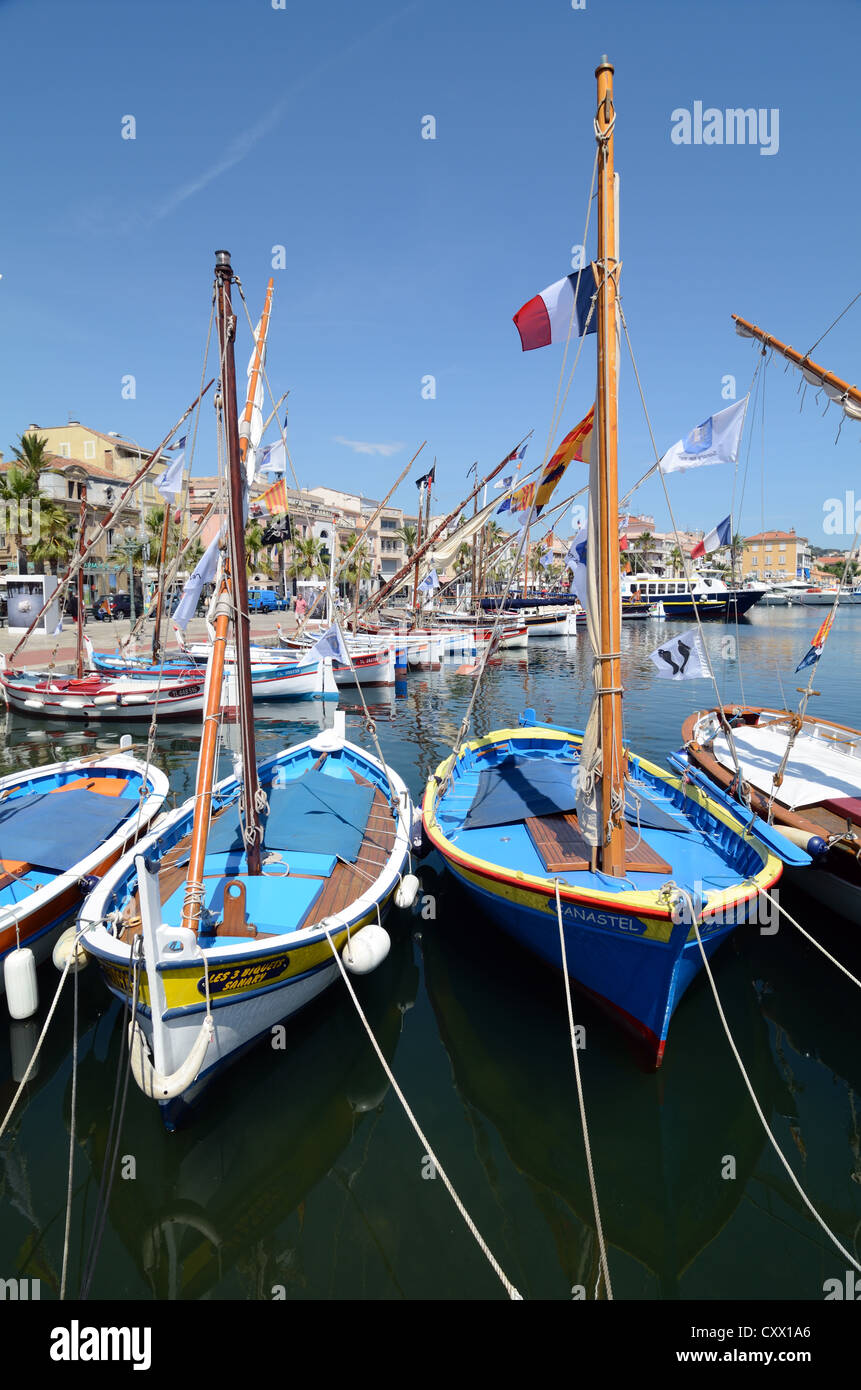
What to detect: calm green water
<box><xmin>2</xmin><ymin>605</ymin><xmax>860</xmax><ymax>1301</ymax></box>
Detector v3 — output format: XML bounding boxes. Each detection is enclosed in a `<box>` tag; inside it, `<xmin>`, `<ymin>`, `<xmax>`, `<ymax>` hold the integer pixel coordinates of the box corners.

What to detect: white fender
<box><xmin>342</xmin><ymin>923</ymin><xmax>391</xmax><ymax>975</ymax></box>
<box><xmin>394</xmin><ymin>873</ymin><xmax>420</xmax><ymax>909</ymax></box>
<box><xmin>128</xmin><ymin>1014</ymin><xmax>214</xmax><ymax>1100</ymax></box>
<box><xmin>52</xmin><ymin>927</ymin><xmax>88</xmax><ymax>974</ymax></box>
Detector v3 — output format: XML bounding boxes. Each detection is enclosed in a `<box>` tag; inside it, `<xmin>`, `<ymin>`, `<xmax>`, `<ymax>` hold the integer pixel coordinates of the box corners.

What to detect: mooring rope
<box><xmin>756</xmin><ymin>886</ymin><xmax>861</xmax><ymax>991</ymax></box>
<box><xmin>60</xmin><ymin>942</ymin><xmax>80</xmax><ymax>1301</ymax></box>
<box><xmin>679</xmin><ymin>889</ymin><xmax>861</xmax><ymax>1274</ymax></box>
<box><xmin>319</xmin><ymin>920</ymin><xmax>522</xmax><ymax>1300</ymax></box>
<box><xmin>553</xmin><ymin>880</ymin><xmax>613</xmax><ymax>1299</ymax></box>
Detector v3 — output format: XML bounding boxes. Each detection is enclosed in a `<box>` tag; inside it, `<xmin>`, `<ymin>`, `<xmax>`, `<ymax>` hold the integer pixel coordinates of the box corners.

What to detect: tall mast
<box><xmin>151</xmin><ymin>496</ymin><xmax>173</xmax><ymax>662</ymax></box>
<box><xmin>595</xmin><ymin>57</ymin><xmax>626</xmax><ymax>876</ymax></box>
<box><xmin>216</xmin><ymin>250</ymin><xmax>263</xmax><ymax>874</ymax></box>
<box><xmin>76</xmin><ymin>484</ymin><xmax>86</xmax><ymax>679</ymax></box>
<box><xmin>412</xmin><ymin>480</ymin><xmax>425</xmax><ymax>616</ymax></box>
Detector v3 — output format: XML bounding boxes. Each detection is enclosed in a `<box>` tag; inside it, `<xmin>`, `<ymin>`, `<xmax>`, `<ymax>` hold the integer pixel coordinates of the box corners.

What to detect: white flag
<box><xmin>648</xmin><ymin>629</ymin><xmax>709</xmax><ymax>680</ymax></box>
<box><xmin>173</xmin><ymin>532</ymin><xmax>221</xmax><ymax>630</ymax></box>
<box><xmin>417</xmin><ymin>568</ymin><xmax>440</xmax><ymax>594</ymax></box>
<box><xmin>565</xmin><ymin>529</ymin><xmax>588</xmax><ymax>611</ymax></box>
<box><xmin>157</xmin><ymin>450</ymin><xmax>185</xmax><ymax>500</ymax></box>
<box><xmin>308</xmin><ymin>623</ymin><xmax>350</xmax><ymax>666</ymax></box>
<box><xmin>257</xmin><ymin>440</ymin><xmax>286</xmax><ymax>477</ymax></box>
<box><xmin>659</xmin><ymin>397</ymin><xmax>748</xmax><ymax>475</ymax></box>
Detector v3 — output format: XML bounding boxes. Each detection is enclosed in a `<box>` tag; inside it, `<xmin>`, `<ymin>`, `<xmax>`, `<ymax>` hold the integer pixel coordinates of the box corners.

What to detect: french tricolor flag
<box><xmin>513</xmin><ymin>266</ymin><xmax>598</xmax><ymax>351</ymax></box>
<box><xmin>690</xmin><ymin>515</ymin><xmax>732</xmax><ymax>560</ymax></box>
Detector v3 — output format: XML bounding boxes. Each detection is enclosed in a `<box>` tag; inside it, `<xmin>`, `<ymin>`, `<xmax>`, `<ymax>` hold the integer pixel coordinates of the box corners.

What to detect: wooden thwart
<box><xmin>526</xmin><ymin>812</ymin><xmax>672</xmax><ymax>874</ymax></box>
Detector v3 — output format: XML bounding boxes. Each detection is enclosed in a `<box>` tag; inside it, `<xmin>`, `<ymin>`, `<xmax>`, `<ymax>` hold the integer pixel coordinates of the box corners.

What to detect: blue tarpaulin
<box><xmin>206</xmin><ymin>771</ymin><xmax>376</xmax><ymax>863</ymax></box>
<box><xmin>463</xmin><ymin>757</ymin><xmax>579</xmax><ymax>829</ymax></box>
<box><xmin>463</xmin><ymin>757</ymin><xmax>691</xmax><ymax>834</ymax></box>
<box><xmin>0</xmin><ymin>789</ymin><xmax>133</xmax><ymax>872</ymax></box>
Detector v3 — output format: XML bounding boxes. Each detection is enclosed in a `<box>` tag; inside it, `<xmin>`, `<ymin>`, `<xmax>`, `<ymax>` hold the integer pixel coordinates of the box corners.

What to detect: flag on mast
<box><xmin>249</xmin><ymin>477</ymin><xmax>289</xmax><ymax>519</ymax></box>
<box><xmin>690</xmin><ymin>515</ymin><xmax>732</xmax><ymax>560</ymax></box>
<box><xmin>659</xmin><ymin>398</ymin><xmax>748</xmax><ymax>475</ymax></box>
<box><xmin>648</xmin><ymin>629</ymin><xmax>710</xmax><ymax>680</ymax></box>
<box><xmin>534</xmin><ymin>406</ymin><xmax>595</xmax><ymax>514</ymax></box>
<box><xmin>513</xmin><ymin>267</ymin><xmax>598</xmax><ymax>351</ymax></box>
<box><xmin>157</xmin><ymin>435</ymin><xmax>187</xmax><ymax>499</ymax></box>
<box><xmin>796</xmin><ymin>610</ymin><xmax>836</xmax><ymax>672</ymax></box>
<box><xmin>308</xmin><ymin>623</ymin><xmax>350</xmax><ymax>666</ymax></box>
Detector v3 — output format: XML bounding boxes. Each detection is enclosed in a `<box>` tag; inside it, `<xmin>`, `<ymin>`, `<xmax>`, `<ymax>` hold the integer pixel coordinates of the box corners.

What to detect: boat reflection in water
<box><xmin>421</xmin><ymin>865</ymin><xmax>791</xmax><ymax>1299</ymax></box>
<box><xmin>69</xmin><ymin>931</ymin><xmax>418</xmax><ymax>1299</ymax></box>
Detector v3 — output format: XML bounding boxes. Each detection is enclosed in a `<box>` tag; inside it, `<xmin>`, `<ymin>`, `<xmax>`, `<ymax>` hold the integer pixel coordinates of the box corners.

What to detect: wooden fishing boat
<box><xmin>0</xmin><ymin>664</ymin><xmax>208</xmax><ymax>720</ymax></box>
<box><xmin>80</xmin><ymin>719</ymin><xmax>413</xmax><ymax>1127</ymax></box>
<box><xmin>423</xmin><ymin>59</ymin><xmax>787</xmax><ymax>1064</ymax></box>
<box><xmin>679</xmin><ymin>706</ymin><xmax>861</xmax><ymax>922</ymax></box>
<box><xmin>0</xmin><ymin>747</ymin><xmax>168</xmax><ymax>999</ymax></box>
<box><xmin>78</xmin><ymin>250</ymin><xmax>414</xmax><ymax>1127</ymax></box>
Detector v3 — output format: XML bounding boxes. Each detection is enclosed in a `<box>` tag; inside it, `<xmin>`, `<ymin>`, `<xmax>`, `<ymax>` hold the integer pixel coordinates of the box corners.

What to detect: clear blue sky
<box><xmin>1</xmin><ymin>0</ymin><xmax>859</xmax><ymax>545</ymax></box>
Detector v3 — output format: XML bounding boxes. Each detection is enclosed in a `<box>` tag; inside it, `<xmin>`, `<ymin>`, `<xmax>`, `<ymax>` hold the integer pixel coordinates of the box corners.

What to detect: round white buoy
<box><xmin>394</xmin><ymin>873</ymin><xmax>420</xmax><ymax>909</ymax></box>
<box><xmin>5</xmin><ymin>948</ymin><xmax>39</xmax><ymax>1020</ymax></box>
<box><xmin>52</xmin><ymin>928</ymin><xmax>88</xmax><ymax>975</ymax></box>
<box><xmin>342</xmin><ymin>923</ymin><xmax>391</xmax><ymax>975</ymax></box>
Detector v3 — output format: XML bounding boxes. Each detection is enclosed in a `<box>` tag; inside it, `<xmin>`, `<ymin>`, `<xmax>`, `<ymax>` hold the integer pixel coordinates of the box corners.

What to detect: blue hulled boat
<box><xmin>423</xmin><ymin>58</ymin><xmax>789</xmax><ymax>1064</ymax></box>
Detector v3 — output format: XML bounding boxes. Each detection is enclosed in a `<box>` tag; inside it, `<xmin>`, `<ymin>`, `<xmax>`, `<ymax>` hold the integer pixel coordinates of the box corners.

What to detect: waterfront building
<box><xmin>741</xmin><ymin>529</ymin><xmax>812</xmax><ymax>583</ymax></box>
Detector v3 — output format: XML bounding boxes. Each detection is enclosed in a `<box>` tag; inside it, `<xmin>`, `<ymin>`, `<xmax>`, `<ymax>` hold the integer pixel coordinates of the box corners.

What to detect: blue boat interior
<box><xmin>434</xmin><ymin>732</ymin><xmax>765</xmax><ymax>898</ymax></box>
<box><xmin>111</xmin><ymin>743</ymin><xmax>398</xmax><ymax>948</ymax></box>
<box><xmin>0</xmin><ymin>766</ymin><xmax>145</xmax><ymax>905</ymax></box>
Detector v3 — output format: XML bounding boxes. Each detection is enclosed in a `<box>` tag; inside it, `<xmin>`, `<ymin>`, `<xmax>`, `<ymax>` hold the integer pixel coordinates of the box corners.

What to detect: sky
<box><xmin>1</xmin><ymin>0</ymin><xmax>859</xmax><ymax>548</ymax></box>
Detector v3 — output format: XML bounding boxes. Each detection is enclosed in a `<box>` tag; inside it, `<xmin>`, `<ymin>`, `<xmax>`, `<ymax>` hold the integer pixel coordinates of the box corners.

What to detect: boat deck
<box><xmin>435</xmin><ymin>737</ymin><xmax>763</xmax><ymax>896</ymax></box>
<box><xmin>119</xmin><ymin>769</ymin><xmax>397</xmax><ymax>947</ymax></box>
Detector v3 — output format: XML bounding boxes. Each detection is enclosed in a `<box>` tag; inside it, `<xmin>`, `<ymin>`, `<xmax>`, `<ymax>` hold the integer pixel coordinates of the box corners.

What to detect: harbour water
<box><xmin>2</xmin><ymin>604</ymin><xmax>860</xmax><ymax>1301</ymax></box>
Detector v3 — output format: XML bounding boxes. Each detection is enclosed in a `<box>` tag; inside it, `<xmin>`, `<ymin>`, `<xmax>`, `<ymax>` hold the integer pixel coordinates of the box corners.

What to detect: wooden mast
<box><xmin>412</xmin><ymin>479</ymin><xmax>425</xmax><ymax>617</ymax></box>
<box><xmin>218</xmin><ymin>251</ymin><xmax>263</xmax><ymax>874</ymax></box>
<box><xmin>179</xmin><ymin>250</ymin><xmax>262</xmax><ymax>935</ymax></box>
<box><xmin>595</xmin><ymin>57</ymin><xmax>626</xmax><ymax>876</ymax></box>
<box><xmin>151</xmin><ymin>497</ymin><xmax>173</xmax><ymax>662</ymax></box>
<box><xmin>731</xmin><ymin>315</ymin><xmax>861</xmax><ymax>410</ymax></box>
<box><xmin>76</xmin><ymin>485</ymin><xmax>86</xmax><ymax>679</ymax></box>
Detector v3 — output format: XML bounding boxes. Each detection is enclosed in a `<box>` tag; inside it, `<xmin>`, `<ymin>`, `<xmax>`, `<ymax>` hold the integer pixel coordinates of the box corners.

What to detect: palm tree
<box><xmin>30</xmin><ymin>499</ymin><xmax>75</xmax><ymax>574</ymax></box>
<box><xmin>11</xmin><ymin>432</ymin><xmax>52</xmax><ymax>485</ymax></box>
<box><xmin>292</xmin><ymin>535</ymin><xmax>325</xmax><ymax>580</ymax></box>
<box><xmin>397</xmin><ymin>523</ymin><xmax>418</xmax><ymax>557</ymax></box>
<box><xmin>0</xmin><ymin>463</ymin><xmax>40</xmax><ymax>573</ymax></box>
<box><xmin>668</xmin><ymin>545</ymin><xmax>684</xmax><ymax>577</ymax></box>
<box><xmin>245</xmin><ymin>519</ymin><xmax>273</xmax><ymax>577</ymax></box>
<box><xmin>632</xmin><ymin>530</ymin><xmax>654</xmax><ymax>575</ymax></box>
<box><xmin>340</xmin><ymin>538</ymin><xmax>372</xmax><ymax>599</ymax></box>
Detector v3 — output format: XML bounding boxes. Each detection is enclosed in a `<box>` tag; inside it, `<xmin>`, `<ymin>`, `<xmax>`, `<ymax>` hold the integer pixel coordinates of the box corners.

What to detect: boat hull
<box><xmin>0</xmin><ymin>754</ymin><xmax>169</xmax><ymax>986</ymax></box>
<box><xmin>423</xmin><ymin>724</ymin><xmax>782</xmax><ymax>1064</ymax></box>
<box><xmin>79</xmin><ymin>733</ymin><xmax>413</xmax><ymax>1126</ymax></box>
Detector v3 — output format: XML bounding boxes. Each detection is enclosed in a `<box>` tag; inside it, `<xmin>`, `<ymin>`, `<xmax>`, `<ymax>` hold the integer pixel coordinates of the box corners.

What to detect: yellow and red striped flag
<box><xmin>535</xmin><ymin>405</ymin><xmax>595</xmax><ymax>514</ymax></box>
<box><xmin>251</xmin><ymin>477</ymin><xmax>289</xmax><ymax>518</ymax></box>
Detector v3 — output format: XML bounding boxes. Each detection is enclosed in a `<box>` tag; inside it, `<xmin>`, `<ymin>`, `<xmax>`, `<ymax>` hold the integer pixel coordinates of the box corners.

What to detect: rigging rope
<box><xmin>553</xmin><ymin>880</ymin><xmax>613</xmax><ymax>1299</ymax></box>
<box><xmin>679</xmin><ymin>890</ymin><xmax>861</xmax><ymax>1275</ymax></box>
<box><xmin>319</xmin><ymin>919</ymin><xmax>522</xmax><ymax>1300</ymax></box>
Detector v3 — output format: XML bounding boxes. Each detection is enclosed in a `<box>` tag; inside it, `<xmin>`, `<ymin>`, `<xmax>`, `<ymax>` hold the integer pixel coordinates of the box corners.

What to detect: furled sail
<box><xmin>418</xmin><ymin>493</ymin><xmax>507</xmax><ymax>576</ymax></box>
<box><xmin>574</xmin><ymin>410</ymin><xmax>605</xmax><ymax>847</ymax></box>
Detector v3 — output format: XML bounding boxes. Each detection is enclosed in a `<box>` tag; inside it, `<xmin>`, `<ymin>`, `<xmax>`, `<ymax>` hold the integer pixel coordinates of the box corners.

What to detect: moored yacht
<box><xmin>620</xmin><ymin>567</ymin><xmax>765</xmax><ymax>619</ymax></box>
